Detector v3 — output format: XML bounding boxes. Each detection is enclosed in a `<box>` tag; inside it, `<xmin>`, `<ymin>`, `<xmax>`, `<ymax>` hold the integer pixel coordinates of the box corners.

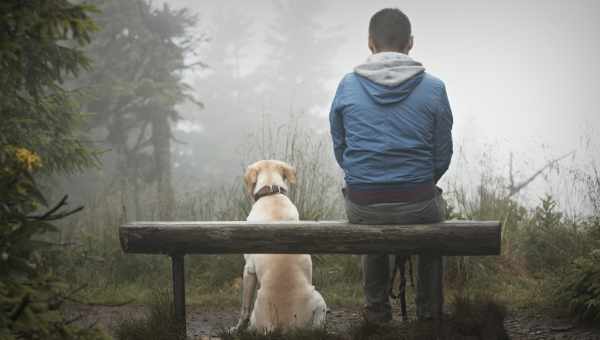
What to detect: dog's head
<box><xmin>244</xmin><ymin>160</ymin><xmax>297</xmax><ymax>196</ymax></box>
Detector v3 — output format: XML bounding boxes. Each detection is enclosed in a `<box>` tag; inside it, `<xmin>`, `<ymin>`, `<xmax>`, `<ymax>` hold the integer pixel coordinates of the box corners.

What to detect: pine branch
<box><xmin>29</xmin><ymin>195</ymin><xmax>84</xmax><ymax>221</ymax></box>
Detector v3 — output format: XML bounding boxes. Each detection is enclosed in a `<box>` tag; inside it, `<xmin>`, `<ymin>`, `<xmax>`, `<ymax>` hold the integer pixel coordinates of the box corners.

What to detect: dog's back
<box><xmin>247</xmin><ymin>195</ymin><xmax>315</xmax><ymax>330</ymax></box>
<box><xmin>241</xmin><ymin>160</ymin><xmax>327</xmax><ymax>332</ymax></box>
<box><xmin>250</xmin><ymin>254</ymin><xmax>323</xmax><ymax>330</ymax></box>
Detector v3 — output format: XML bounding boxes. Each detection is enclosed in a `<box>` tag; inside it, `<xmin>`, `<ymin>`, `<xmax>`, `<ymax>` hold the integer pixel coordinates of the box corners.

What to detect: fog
<box><xmin>174</xmin><ymin>0</ymin><xmax>600</xmax><ymax>146</ymax></box>
<box><xmin>85</xmin><ymin>0</ymin><xmax>600</xmax><ymax>212</ymax></box>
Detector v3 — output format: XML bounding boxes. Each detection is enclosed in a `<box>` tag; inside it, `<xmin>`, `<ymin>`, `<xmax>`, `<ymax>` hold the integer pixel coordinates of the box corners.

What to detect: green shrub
<box><xmin>519</xmin><ymin>195</ymin><xmax>589</xmax><ymax>274</ymax></box>
<box><xmin>558</xmin><ymin>248</ymin><xmax>600</xmax><ymax>322</ymax></box>
<box><xmin>0</xmin><ymin>150</ymin><xmax>108</xmax><ymax>340</ymax></box>
<box><xmin>0</xmin><ymin>1</ymin><xmax>110</xmax><ymax>338</ymax></box>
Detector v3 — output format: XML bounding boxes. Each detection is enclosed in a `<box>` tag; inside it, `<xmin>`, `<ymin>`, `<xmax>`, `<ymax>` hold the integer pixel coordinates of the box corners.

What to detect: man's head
<box><xmin>368</xmin><ymin>8</ymin><xmax>413</xmax><ymax>54</ymax></box>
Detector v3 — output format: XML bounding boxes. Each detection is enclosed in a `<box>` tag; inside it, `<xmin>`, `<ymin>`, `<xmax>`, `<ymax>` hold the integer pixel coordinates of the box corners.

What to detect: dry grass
<box><xmin>56</xmin><ymin>121</ymin><xmax>600</xmax><ymax>330</ymax></box>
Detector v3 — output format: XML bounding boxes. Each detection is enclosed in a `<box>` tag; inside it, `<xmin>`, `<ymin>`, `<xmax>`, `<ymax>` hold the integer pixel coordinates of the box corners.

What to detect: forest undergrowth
<box><xmin>55</xmin><ymin>127</ymin><xmax>600</xmax><ymax>329</ymax></box>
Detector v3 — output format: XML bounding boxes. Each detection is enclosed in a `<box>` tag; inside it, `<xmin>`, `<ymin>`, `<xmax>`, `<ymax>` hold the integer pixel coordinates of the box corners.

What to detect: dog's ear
<box><xmin>280</xmin><ymin>163</ymin><xmax>297</xmax><ymax>185</ymax></box>
<box><xmin>244</xmin><ymin>164</ymin><xmax>259</xmax><ymax>194</ymax></box>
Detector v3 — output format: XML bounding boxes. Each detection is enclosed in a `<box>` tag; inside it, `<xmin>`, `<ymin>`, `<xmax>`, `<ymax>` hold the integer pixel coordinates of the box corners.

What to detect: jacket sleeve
<box><xmin>433</xmin><ymin>83</ymin><xmax>453</xmax><ymax>183</ymax></box>
<box><xmin>329</xmin><ymin>79</ymin><xmax>347</xmax><ymax>168</ymax></box>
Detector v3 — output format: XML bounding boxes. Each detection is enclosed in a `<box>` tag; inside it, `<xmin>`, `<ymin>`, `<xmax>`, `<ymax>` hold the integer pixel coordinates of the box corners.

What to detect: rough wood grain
<box><xmin>119</xmin><ymin>220</ymin><xmax>501</xmax><ymax>256</ymax></box>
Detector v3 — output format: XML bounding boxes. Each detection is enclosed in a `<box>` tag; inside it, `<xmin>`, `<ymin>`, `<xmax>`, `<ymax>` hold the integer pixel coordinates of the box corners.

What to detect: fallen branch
<box><xmin>507</xmin><ymin>151</ymin><xmax>575</xmax><ymax>197</ymax></box>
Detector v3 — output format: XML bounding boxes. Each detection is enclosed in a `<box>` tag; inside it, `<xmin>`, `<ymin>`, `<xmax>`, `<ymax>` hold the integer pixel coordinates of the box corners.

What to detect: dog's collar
<box><xmin>253</xmin><ymin>185</ymin><xmax>287</xmax><ymax>201</ymax></box>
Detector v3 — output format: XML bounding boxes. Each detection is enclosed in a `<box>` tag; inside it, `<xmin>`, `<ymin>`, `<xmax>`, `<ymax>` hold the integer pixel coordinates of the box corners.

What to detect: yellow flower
<box><xmin>15</xmin><ymin>147</ymin><xmax>42</xmax><ymax>171</ymax></box>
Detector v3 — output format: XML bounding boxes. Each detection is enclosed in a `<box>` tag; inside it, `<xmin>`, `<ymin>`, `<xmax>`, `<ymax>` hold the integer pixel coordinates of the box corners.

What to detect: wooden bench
<box><xmin>119</xmin><ymin>220</ymin><xmax>501</xmax><ymax>333</ymax></box>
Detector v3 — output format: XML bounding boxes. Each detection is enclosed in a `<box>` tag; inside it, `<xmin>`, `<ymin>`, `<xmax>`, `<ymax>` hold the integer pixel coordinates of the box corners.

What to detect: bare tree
<box><xmin>507</xmin><ymin>151</ymin><xmax>575</xmax><ymax>198</ymax></box>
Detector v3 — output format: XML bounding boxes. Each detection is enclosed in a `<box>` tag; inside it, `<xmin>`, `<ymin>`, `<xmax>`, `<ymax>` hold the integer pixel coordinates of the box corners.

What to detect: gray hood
<box><xmin>354</xmin><ymin>52</ymin><xmax>425</xmax><ymax>87</ymax></box>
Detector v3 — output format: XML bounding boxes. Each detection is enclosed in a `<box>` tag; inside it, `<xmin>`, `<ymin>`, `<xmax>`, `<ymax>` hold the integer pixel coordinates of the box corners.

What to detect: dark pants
<box><xmin>344</xmin><ymin>190</ymin><xmax>446</xmax><ymax>321</ymax></box>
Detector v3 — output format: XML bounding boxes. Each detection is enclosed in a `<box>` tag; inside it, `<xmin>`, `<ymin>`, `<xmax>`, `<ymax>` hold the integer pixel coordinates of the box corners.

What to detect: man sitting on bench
<box><xmin>328</xmin><ymin>8</ymin><xmax>453</xmax><ymax>323</ymax></box>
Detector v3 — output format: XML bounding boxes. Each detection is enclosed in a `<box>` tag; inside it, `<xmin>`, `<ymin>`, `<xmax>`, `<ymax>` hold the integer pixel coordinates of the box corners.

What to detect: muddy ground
<box><xmin>69</xmin><ymin>304</ymin><xmax>600</xmax><ymax>340</ymax></box>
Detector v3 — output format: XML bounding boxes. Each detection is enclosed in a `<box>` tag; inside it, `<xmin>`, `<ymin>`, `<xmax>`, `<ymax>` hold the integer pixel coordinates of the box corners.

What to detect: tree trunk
<box><xmin>114</xmin><ymin>116</ymin><xmax>135</xmax><ymax>222</ymax></box>
<box><xmin>132</xmin><ymin>154</ymin><xmax>142</xmax><ymax>220</ymax></box>
<box><xmin>152</xmin><ymin>113</ymin><xmax>175</xmax><ymax>221</ymax></box>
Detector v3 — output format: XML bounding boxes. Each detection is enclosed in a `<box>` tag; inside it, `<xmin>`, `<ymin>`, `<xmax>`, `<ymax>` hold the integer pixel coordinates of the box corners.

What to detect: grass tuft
<box><xmin>113</xmin><ymin>291</ymin><xmax>185</xmax><ymax>340</ymax></box>
<box><xmin>449</xmin><ymin>295</ymin><xmax>509</xmax><ymax>340</ymax></box>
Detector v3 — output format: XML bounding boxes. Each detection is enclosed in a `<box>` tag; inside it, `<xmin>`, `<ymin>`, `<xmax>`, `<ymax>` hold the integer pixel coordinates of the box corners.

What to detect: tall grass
<box><xmin>554</xmin><ymin>165</ymin><xmax>600</xmax><ymax>323</ymax></box>
<box><xmin>442</xmin><ymin>168</ymin><xmax>600</xmax><ymax>319</ymax></box>
<box><xmin>57</xmin><ymin>121</ymin><xmax>352</xmax><ymax>306</ymax></box>
<box><xmin>239</xmin><ymin>117</ymin><xmax>345</xmax><ymax>220</ymax></box>
<box><xmin>57</xmin><ymin>121</ymin><xmax>600</xmax><ymax>326</ymax></box>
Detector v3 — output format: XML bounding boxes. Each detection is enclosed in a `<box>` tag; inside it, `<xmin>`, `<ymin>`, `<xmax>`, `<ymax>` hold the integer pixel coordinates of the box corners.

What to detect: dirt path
<box><xmin>69</xmin><ymin>304</ymin><xmax>600</xmax><ymax>339</ymax></box>
<box><xmin>503</xmin><ymin>314</ymin><xmax>600</xmax><ymax>340</ymax></box>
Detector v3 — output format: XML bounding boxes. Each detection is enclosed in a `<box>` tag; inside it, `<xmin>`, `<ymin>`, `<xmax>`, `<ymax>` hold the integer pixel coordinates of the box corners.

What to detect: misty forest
<box><xmin>1</xmin><ymin>1</ymin><xmax>599</xmax><ymax>340</ymax></box>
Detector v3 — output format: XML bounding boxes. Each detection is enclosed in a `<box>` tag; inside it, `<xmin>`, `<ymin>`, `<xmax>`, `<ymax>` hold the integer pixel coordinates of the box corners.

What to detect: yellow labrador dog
<box><xmin>233</xmin><ymin>160</ymin><xmax>327</xmax><ymax>332</ymax></box>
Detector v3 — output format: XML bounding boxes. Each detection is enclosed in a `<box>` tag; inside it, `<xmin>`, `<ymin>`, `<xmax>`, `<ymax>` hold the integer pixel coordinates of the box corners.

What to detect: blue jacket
<box><xmin>329</xmin><ymin>53</ymin><xmax>453</xmax><ymax>188</ymax></box>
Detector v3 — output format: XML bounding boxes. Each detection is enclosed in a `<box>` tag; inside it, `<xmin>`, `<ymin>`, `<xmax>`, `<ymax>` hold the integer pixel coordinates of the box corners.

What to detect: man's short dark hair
<box><xmin>369</xmin><ymin>8</ymin><xmax>411</xmax><ymax>51</ymax></box>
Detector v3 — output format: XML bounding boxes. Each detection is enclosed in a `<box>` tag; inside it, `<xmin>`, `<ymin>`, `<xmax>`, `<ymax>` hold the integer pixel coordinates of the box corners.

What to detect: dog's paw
<box><xmin>231</xmin><ymin>318</ymin><xmax>250</xmax><ymax>333</ymax></box>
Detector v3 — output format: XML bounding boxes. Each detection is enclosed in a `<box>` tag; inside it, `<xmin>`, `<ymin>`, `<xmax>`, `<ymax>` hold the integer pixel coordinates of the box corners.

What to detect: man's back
<box><xmin>330</xmin><ymin>52</ymin><xmax>453</xmax><ymax>189</ymax></box>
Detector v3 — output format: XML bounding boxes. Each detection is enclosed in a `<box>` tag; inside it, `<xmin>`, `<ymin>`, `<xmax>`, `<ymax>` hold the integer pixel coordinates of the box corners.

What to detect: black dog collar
<box><xmin>254</xmin><ymin>185</ymin><xmax>288</xmax><ymax>201</ymax></box>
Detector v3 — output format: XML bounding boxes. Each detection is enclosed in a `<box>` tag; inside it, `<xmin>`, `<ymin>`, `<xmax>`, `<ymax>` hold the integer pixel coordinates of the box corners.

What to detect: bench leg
<box><xmin>171</xmin><ymin>254</ymin><xmax>186</xmax><ymax>335</ymax></box>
